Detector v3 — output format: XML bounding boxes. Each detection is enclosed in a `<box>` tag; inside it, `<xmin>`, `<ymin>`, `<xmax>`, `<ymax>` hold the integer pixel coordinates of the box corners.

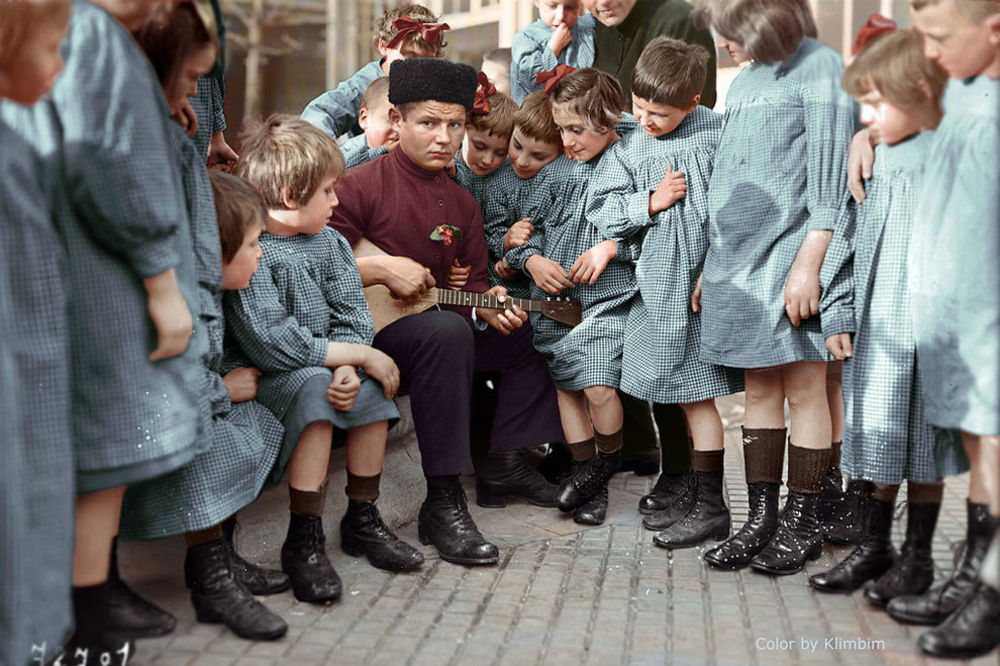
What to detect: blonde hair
<box><xmin>843</xmin><ymin>28</ymin><xmax>947</xmax><ymax>110</ymax></box>
<box><xmin>911</xmin><ymin>0</ymin><xmax>1000</xmax><ymax>21</ymax></box>
<box><xmin>467</xmin><ymin>91</ymin><xmax>517</xmax><ymax>139</ymax></box>
<box><xmin>694</xmin><ymin>0</ymin><xmax>817</xmax><ymax>63</ymax></box>
<box><xmin>513</xmin><ymin>91</ymin><xmax>562</xmax><ymax>145</ymax></box>
<box><xmin>632</xmin><ymin>37</ymin><xmax>709</xmax><ymax>108</ymax></box>
<box><xmin>0</xmin><ymin>0</ymin><xmax>70</xmax><ymax>66</ymax></box>
<box><xmin>236</xmin><ymin>114</ymin><xmax>345</xmax><ymax>210</ymax></box>
<box><xmin>361</xmin><ymin>77</ymin><xmax>391</xmax><ymax>112</ymax></box>
<box><xmin>548</xmin><ymin>68</ymin><xmax>625</xmax><ymax>134</ymax></box>
<box><xmin>373</xmin><ymin>3</ymin><xmax>446</xmax><ymax>55</ymax></box>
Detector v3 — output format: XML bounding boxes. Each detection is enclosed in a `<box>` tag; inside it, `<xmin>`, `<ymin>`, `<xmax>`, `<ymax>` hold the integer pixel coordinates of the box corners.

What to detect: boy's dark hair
<box><xmin>548</xmin><ymin>68</ymin><xmax>625</xmax><ymax>134</ymax></box>
<box><xmin>373</xmin><ymin>3</ymin><xmax>446</xmax><ymax>55</ymax></box>
<box><xmin>210</xmin><ymin>171</ymin><xmax>267</xmax><ymax>264</ymax></box>
<box><xmin>843</xmin><ymin>28</ymin><xmax>947</xmax><ymax>110</ymax></box>
<box><xmin>467</xmin><ymin>91</ymin><xmax>517</xmax><ymax>139</ymax></box>
<box><xmin>513</xmin><ymin>91</ymin><xmax>562</xmax><ymax>146</ymax></box>
<box><xmin>694</xmin><ymin>0</ymin><xmax>817</xmax><ymax>64</ymax></box>
<box><xmin>632</xmin><ymin>37</ymin><xmax>709</xmax><ymax>109</ymax></box>
<box><xmin>361</xmin><ymin>77</ymin><xmax>391</xmax><ymax>111</ymax></box>
<box><xmin>235</xmin><ymin>114</ymin><xmax>345</xmax><ymax>210</ymax></box>
<box><xmin>134</xmin><ymin>2</ymin><xmax>214</xmax><ymax>94</ymax></box>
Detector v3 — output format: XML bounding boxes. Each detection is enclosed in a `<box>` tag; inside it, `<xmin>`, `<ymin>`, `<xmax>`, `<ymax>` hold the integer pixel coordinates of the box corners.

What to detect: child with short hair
<box><xmin>225</xmin><ymin>115</ymin><xmax>423</xmax><ymax>606</ymax></box>
<box><xmin>301</xmin><ymin>3</ymin><xmax>448</xmax><ymax>139</ymax></box>
<box><xmin>340</xmin><ymin>77</ymin><xmax>398</xmax><ymax>170</ymax></box>
<box><xmin>590</xmin><ymin>37</ymin><xmax>743</xmax><ymax>548</ymax></box>
<box><xmin>510</xmin><ymin>0</ymin><xmax>595</xmax><ymax>103</ymax></box>
<box><xmin>481</xmin><ymin>47</ymin><xmax>512</xmax><ymax>96</ymax></box>
<box><xmin>693</xmin><ymin>0</ymin><xmax>856</xmax><ymax>575</ymax></box>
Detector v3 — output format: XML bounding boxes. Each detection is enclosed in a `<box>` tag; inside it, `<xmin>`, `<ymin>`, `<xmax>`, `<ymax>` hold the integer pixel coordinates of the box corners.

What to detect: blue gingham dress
<box><xmin>301</xmin><ymin>60</ymin><xmax>384</xmax><ymax>139</ymax></box>
<box><xmin>510</xmin><ymin>16</ymin><xmax>596</xmax><ymax>103</ymax></box>
<box><xmin>191</xmin><ymin>74</ymin><xmax>226</xmax><ymax>162</ymax></box>
<box><xmin>820</xmin><ymin>134</ymin><xmax>966</xmax><ymax>483</ymax></box>
<box><xmin>50</xmin><ymin>0</ymin><xmax>205</xmax><ymax>493</ymax></box>
<box><xmin>909</xmin><ymin>76</ymin><xmax>1000</xmax><ymax>436</ymax></box>
<box><xmin>0</xmin><ymin>102</ymin><xmax>73</xmax><ymax>666</ymax></box>
<box><xmin>590</xmin><ymin>107</ymin><xmax>743</xmax><ymax>404</ymax></box>
<box><xmin>341</xmin><ymin>132</ymin><xmax>389</xmax><ymax>170</ymax></box>
<box><xmin>700</xmin><ymin>38</ymin><xmax>855</xmax><ymax>369</ymax></box>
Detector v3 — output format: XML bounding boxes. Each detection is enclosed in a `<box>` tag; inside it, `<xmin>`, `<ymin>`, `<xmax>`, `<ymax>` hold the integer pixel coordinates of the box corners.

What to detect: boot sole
<box><xmin>242</xmin><ymin>578</ymin><xmax>292</xmax><ymax>596</ymax></box>
<box><xmin>112</xmin><ymin>622</ymin><xmax>176</xmax><ymax>639</ymax></box>
<box><xmin>704</xmin><ymin>556</ymin><xmax>750</xmax><ymax>571</ymax></box>
<box><xmin>885</xmin><ymin>608</ymin><xmax>947</xmax><ymax>626</ymax></box>
<box><xmin>919</xmin><ymin>637</ymin><xmax>1000</xmax><ymax>660</ymax></box>
<box><xmin>194</xmin><ymin>607</ymin><xmax>288</xmax><ymax>641</ymax></box>
<box><xmin>417</xmin><ymin>532</ymin><xmax>499</xmax><ymax>566</ymax></box>
<box><xmin>750</xmin><ymin>543</ymin><xmax>823</xmax><ymax>576</ymax></box>
<box><xmin>475</xmin><ymin>487</ymin><xmax>559</xmax><ymax>509</ymax></box>
<box><xmin>653</xmin><ymin>525</ymin><xmax>730</xmax><ymax>549</ymax></box>
<box><xmin>341</xmin><ymin>540</ymin><xmax>424</xmax><ymax>572</ymax></box>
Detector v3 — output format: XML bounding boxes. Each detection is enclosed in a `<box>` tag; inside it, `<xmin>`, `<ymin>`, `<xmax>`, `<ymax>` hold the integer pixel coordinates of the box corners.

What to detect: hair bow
<box><xmin>386</xmin><ymin>17</ymin><xmax>451</xmax><ymax>49</ymax></box>
<box><xmin>472</xmin><ymin>72</ymin><xmax>497</xmax><ymax>115</ymax></box>
<box><xmin>852</xmin><ymin>14</ymin><xmax>897</xmax><ymax>55</ymax></box>
<box><xmin>535</xmin><ymin>64</ymin><xmax>576</xmax><ymax>94</ymax></box>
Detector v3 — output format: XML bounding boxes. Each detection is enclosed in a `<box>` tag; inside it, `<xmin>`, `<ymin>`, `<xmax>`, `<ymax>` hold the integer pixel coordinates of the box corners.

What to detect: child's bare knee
<box><xmin>583</xmin><ymin>385</ymin><xmax>616</xmax><ymax>407</ymax></box>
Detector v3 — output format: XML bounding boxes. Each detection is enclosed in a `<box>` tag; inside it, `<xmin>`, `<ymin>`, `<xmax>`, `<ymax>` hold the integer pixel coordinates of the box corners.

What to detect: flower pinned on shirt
<box><xmin>430</xmin><ymin>224</ymin><xmax>463</xmax><ymax>246</ymax></box>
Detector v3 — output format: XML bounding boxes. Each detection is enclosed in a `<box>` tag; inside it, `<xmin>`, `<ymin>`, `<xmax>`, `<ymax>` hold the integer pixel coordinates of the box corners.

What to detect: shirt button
<box><xmin>437</xmin><ymin>200</ymin><xmax>444</xmax><ymax>207</ymax></box>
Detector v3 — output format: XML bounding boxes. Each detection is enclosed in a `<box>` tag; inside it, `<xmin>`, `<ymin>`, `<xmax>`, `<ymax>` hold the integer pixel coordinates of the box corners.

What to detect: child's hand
<box><xmin>691</xmin><ymin>272</ymin><xmax>703</xmax><ymax>313</ymax></box>
<box><xmin>207</xmin><ymin>132</ymin><xmax>239</xmax><ymax>172</ymax></box>
<box><xmin>171</xmin><ymin>97</ymin><xmax>199</xmax><ymax>138</ymax></box>
<box><xmin>784</xmin><ymin>262</ymin><xmax>821</xmax><ymax>327</ymax></box>
<box><xmin>825</xmin><ymin>333</ymin><xmax>853</xmax><ymax>360</ymax></box>
<box><xmin>385</xmin><ymin>132</ymin><xmax>400</xmax><ymax>152</ymax></box>
<box><xmin>478</xmin><ymin>285</ymin><xmax>527</xmax><ymax>335</ymax></box>
<box><xmin>503</xmin><ymin>218</ymin><xmax>533</xmax><ymax>252</ymax></box>
<box><xmin>144</xmin><ymin>269</ymin><xmax>193</xmax><ymax>361</ymax></box>
<box><xmin>327</xmin><ymin>365</ymin><xmax>362</xmax><ymax>411</ymax></box>
<box><xmin>445</xmin><ymin>157</ymin><xmax>457</xmax><ymax>177</ymax></box>
<box><xmin>525</xmin><ymin>255</ymin><xmax>573</xmax><ymax>295</ymax></box>
<box><xmin>494</xmin><ymin>257</ymin><xmax>516</xmax><ymax>279</ymax></box>
<box><xmin>447</xmin><ymin>258</ymin><xmax>472</xmax><ymax>290</ymax></box>
<box><xmin>848</xmin><ymin>129</ymin><xmax>875</xmax><ymax>204</ymax></box>
<box><xmin>548</xmin><ymin>23</ymin><xmax>573</xmax><ymax>57</ymax></box>
<box><xmin>569</xmin><ymin>240</ymin><xmax>616</xmax><ymax>285</ymax></box>
<box><xmin>223</xmin><ymin>366</ymin><xmax>262</xmax><ymax>403</ymax></box>
<box><xmin>361</xmin><ymin>348</ymin><xmax>400</xmax><ymax>399</ymax></box>
<box><xmin>649</xmin><ymin>164</ymin><xmax>686</xmax><ymax>215</ymax></box>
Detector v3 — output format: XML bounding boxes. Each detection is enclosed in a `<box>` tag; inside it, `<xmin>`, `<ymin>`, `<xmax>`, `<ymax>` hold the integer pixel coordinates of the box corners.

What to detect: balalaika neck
<box><xmin>435</xmin><ymin>289</ymin><xmax>541</xmax><ymax>312</ymax></box>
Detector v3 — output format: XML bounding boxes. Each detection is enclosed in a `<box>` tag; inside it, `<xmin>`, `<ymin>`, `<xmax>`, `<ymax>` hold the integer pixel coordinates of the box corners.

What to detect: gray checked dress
<box><xmin>590</xmin><ymin>107</ymin><xmax>743</xmax><ymax>404</ymax></box>
<box><xmin>700</xmin><ymin>38</ymin><xmax>856</xmax><ymax>369</ymax></box>
<box><xmin>0</xmin><ymin>101</ymin><xmax>73</xmax><ymax>666</ymax></box>
<box><xmin>909</xmin><ymin>76</ymin><xmax>1000</xmax><ymax>437</ymax></box>
<box><xmin>510</xmin><ymin>16</ymin><xmax>596</xmax><ymax>103</ymax></box>
<box><xmin>224</xmin><ymin>227</ymin><xmax>399</xmax><ymax>487</ymax></box>
<box><xmin>820</xmin><ymin>134</ymin><xmax>966</xmax><ymax>484</ymax></box>
<box><xmin>341</xmin><ymin>133</ymin><xmax>389</xmax><ymax>170</ymax></box>
<box><xmin>50</xmin><ymin>0</ymin><xmax>205</xmax><ymax>493</ymax></box>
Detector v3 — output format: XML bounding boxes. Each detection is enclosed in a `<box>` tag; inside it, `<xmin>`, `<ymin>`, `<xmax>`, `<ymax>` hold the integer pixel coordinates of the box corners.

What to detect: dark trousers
<box><xmin>619</xmin><ymin>392</ymin><xmax>690</xmax><ymax>473</ymax></box>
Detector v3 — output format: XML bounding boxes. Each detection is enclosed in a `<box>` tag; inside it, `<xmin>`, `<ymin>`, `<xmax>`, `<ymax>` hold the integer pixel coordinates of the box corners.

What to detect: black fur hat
<box><xmin>388</xmin><ymin>58</ymin><xmax>478</xmax><ymax>111</ymax></box>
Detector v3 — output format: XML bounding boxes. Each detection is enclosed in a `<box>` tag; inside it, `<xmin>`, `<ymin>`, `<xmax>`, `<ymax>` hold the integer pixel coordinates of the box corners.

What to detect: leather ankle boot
<box><xmin>574</xmin><ymin>484</ymin><xmax>608</xmax><ymax>525</ymax></box>
<box><xmin>106</xmin><ymin>537</ymin><xmax>177</xmax><ymax>638</ymax></box>
<box><xmin>184</xmin><ymin>541</ymin><xmax>287</xmax><ymax>640</ymax></box>
<box><xmin>220</xmin><ymin>517</ymin><xmax>291</xmax><ymax>596</ymax></box>
<box><xmin>418</xmin><ymin>482</ymin><xmax>499</xmax><ymax>565</ymax></box>
<box><xmin>750</xmin><ymin>492</ymin><xmax>824</xmax><ymax>575</ymax></box>
<box><xmin>341</xmin><ymin>499</ymin><xmax>424</xmax><ymax>571</ymax></box>
<box><xmin>918</xmin><ymin>582</ymin><xmax>1000</xmax><ymax>659</ymax></box>
<box><xmin>704</xmin><ymin>481</ymin><xmax>779</xmax><ymax>570</ymax></box>
<box><xmin>639</xmin><ymin>471</ymin><xmax>692</xmax><ymax>514</ymax></box>
<box><xmin>556</xmin><ymin>448</ymin><xmax>621</xmax><ymax>512</ymax></box>
<box><xmin>476</xmin><ymin>450</ymin><xmax>559</xmax><ymax>508</ymax></box>
<box><xmin>865</xmin><ymin>501</ymin><xmax>940</xmax><ymax>607</ymax></box>
<box><xmin>888</xmin><ymin>500</ymin><xmax>1000</xmax><ymax>625</ymax></box>
<box><xmin>60</xmin><ymin>583</ymin><xmax>136</xmax><ymax>666</ymax></box>
<box><xmin>809</xmin><ymin>496</ymin><xmax>895</xmax><ymax>592</ymax></box>
<box><xmin>824</xmin><ymin>479</ymin><xmax>874</xmax><ymax>545</ymax></box>
<box><xmin>653</xmin><ymin>469</ymin><xmax>730</xmax><ymax>549</ymax></box>
<box><xmin>818</xmin><ymin>464</ymin><xmax>845</xmax><ymax>524</ymax></box>
<box><xmin>280</xmin><ymin>513</ymin><xmax>342</xmax><ymax>603</ymax></box>
<box><xmin>642</xmin><ymin>473</ymin><xmax>696</xmax><ymax>530</ymax></box>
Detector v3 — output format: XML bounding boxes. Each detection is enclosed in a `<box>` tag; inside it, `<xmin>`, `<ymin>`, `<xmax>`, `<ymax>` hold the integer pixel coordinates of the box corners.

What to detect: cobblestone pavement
<box><xmin>125</xmin><ymin>395</ymin><xmax>1000</xmax><ymax>666</ymax></box>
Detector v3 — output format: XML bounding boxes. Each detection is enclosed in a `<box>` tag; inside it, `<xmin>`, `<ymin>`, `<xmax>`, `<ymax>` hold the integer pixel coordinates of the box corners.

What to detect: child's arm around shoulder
<box><xmin>818</xmin><ymin>194</ymin><xmax>857</xmax><ymax>359</ymax></box>
<box><xmin>587</xmin><ymin>137</ymin><xmax>659</xmax><ymax>240</ymax></box>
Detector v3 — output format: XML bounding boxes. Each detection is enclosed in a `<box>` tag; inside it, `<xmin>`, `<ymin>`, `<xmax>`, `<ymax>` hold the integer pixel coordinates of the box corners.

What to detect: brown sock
<box><xmin>595</xmin><ymin>428</ymin><xmax>623</xmax><ymax>455</ymax></box>
<box><xmin>907</xmin><ymin>480</ymin><xmax>944</xmax><ymax>504</ymax></box>
<box><xmin>872</xmin><ymin>483</ymin><xmax>901</xmax><ymax>504</ymax></box>
<box><xmin>566</xmin><ymin>438</ymin><xmax>596</xmax><ymax>462</ymax></box>
<box><xmin>184</xmin><ymin>524</ymin><xmax>222</xmax><ymax>548</ymax></box>
<box><xmin>691</xmin><ymin>449</ymin><xmax>724</xmax><ymax>473</ymax></box>
<box><xmin>345</xmin><ymin>472</ymin><xmax>381</xmax><ymax>503</ymax></box>
<box><xmin>830</xmin><ymin>441</ymin><xmax>842</xmax><ymax>468</ymax></box>
<box><xmin>786</xmin><ymin>443</ymin><xmax>833</xmax><ymax>494</ymax></box>
<box><xmin>742</xmin><ymin>427</ymin><xmax>786</xmax><ymax>485</ymax></box>
<box><xmin>290</xmin><ymin>480</ymin><xmax>328</xmax><ymax>517</ymax></box>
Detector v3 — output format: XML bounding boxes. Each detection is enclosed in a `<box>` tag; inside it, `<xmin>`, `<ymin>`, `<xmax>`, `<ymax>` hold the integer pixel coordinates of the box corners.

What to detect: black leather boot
<box><xmin>536</xmin><ymin>442</ymin><xmax>573</xmax><ymax>485</ymax></box>
<box><xmin>642</xmin><ymin>473</ymin><xmax>696</xmax><ymax>530</ymax></box>
<box><xmin>704</xmin><ymin>482</ymin><xmax>779</xmax><ymax>570</ymax></box>
<box><xmin>476</xmin><ymin>450</ymin><xmax>560</xmax><ymax>508</ymax></box>
<box><xmin>809</xmin><ymin>496</ymin><xmax>895</xmax><ymax>592</ymax></box>
<box><xmin>918</xmin><ymin>582</ymin><xmax>1000</xmax><ymax>659</ymax></box>
<box><xmin>638</xmin><ymin>471</ymin><xmax>692</xmax><ymax>514</ymax></box>
<box><xmin>418</xmin><ymin>482</ymin><xmax>499</xmax><ymax>565</ymax></box>
<box><xmin>823</xmin><ymin>479</ymin><xmax>874</xmax><ymax>545</ymax></box>
<box><xmin>864</xmin><ymin>501</ymin><xmax>940</xmax><ymax>607</ymax></box>
<box><xmin>556</xmin><ymin>449</ymin><xmax>621</xmax><ymax>512</ymax></box>
<box><xmin>887</xmin><ymin>501</ymin><xmax>999</xmax><ymax>625</ymax></box>
<box><xmin>653</xmin><ymin>470</ymin><xmax>730</xmax><ymax>549</ymax></box>
<box><xmin>60</xmin><ymin>583</ymin><xmax>136</xmax><ymax>666</ymax></box>
<box><xmin>280</xmin><ymin>513</ymin><xmax>342</xmax><ymax>603</ymax></box>
<box><xmin>574</xmin><ymin>484</ymin><xmax>608</xmax><ymax>525</ymax></box>
<box><xmin>221</xmin><ymin>517</ymin><xmax>291</xmax><ymax>596</ymax></box>
<box><xmin>106</xmin><ymin>537</ymin><xmax>177</xmax><ymax>638</ymax></box>
<box><xmin>184</xmin><ymin>541</ymin><xmax>287</xmax><ymax>640</ymax></box>
<box><xmin>818</xmin><ymin>463</ymin><xmax>844</xmax><ymax>525</ymax></box>
<box><xmin>341</xmin><ymin>499</ymin><xmax>424</xmax><ymax>571</ymax></box>
<box><xmin>750</xmin><ymin>492</ymin><xmax>824</xmax><ymax>575</ymax></box>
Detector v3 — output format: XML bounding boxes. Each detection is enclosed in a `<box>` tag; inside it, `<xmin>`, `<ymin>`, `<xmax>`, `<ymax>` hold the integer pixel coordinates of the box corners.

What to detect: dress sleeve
<box><xmin>211</xmin><ymin>76</ymin><xmax>227</xmax><ymax>135</ymax></box>
<box><xmin>588</xmin><ymin>140</ymin><xmax>653</xmax><ymax>241</ymax></box>
<box><xmin>301</xmin><ymin>72</ymin><xmax>369</xmax><ymax>139</ymax></box>
<box><xmin>324</xmin><ymin>232</ymin><xmax>377</xmax><ymax>346</ymax></box>
<box><xmin>506</xmin><ymin>219</ymin><xmax>546</xmax><ymax>272</ymax></box>
<box><xmin>819</xmin><ymin>195</ymin><xmax>856</xmax><ymax>338</ymax></box>
<box><xmin>511</xmin><ymin>27</ymin><xmax>556</xmax><ymax>104</ymax></box>
<box><xmin>482</xmin><ymin>180</ymin><xmax>517</xmax><ymax>261</ymax></box>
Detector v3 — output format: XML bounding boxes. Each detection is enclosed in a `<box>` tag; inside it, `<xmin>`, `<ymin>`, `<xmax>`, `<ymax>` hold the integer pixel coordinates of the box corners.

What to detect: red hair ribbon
<box><xmin>472</xmin><ymin>72</ymin><xmax>497</xmax><ymax>115</ymax></box>
<box><xmin>386</xmin><ymin>17</ymin><xmax>451</xmax><ymax>49</ymax></box>
<box><xmin>852</xmin><ymin>14</ymin><xmax>897</xmax><ymax>55</ymax></box>
<box><xmin>535</xmin><ymin>64</ymin><xmax>576</xmax><ymax>94</ymax></box>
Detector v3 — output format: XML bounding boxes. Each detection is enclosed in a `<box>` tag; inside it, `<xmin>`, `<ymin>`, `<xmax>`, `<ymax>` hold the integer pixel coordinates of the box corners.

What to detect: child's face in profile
<box><xmin>508</xmin><ymin>126</ymin><xmax>562</xmax><ymax>179</ymax></box>
<box><xmin>713</xmin><ymin>31</ymin><xmax>751</xmax><ymax>64</ymax></box>
<box><xmin>857</xmin><ymin>89</ymin><xmax>922</xmax><ymax>146</ymax></box>
<box><xmin>551</xmin><ymin>104</ymin><xmax>617</xmax><ymax>162</ymax></box>
<box><xmin>360</xmin><ymin>100</ymin><xmax>398</xmax><ymax>149</ymax></box>
<box><xmin>462</xmin><ymin>126</ymin><xmax>510</xmax><ymax>176</ymax></box>
<box><xmin>221</xmin><ymin>224</ymin><xmax>264</xmax><ymax>290</ymax></box>
<box><xmin>166</xmin><ymin>43</ymin><xmax>216</xmax><ymax>116</ymax></box>
<box><xmin>296</xmin><ymin>174</ymin><xmax>340</xmax><ymax>234</ymax></box>
<box><xmin>912</xmin><ymin>0</ymin><xmax>999</xmax><ymax>79</ymax></box>
<box><xmin>632</xmin><ymin>94</ymin><xmax>697</xmax><ymax>138</ymax></box>
<box><xmin>536</xmin><ymin>0</ymin><xmax>583</xmax><ymax>29</ymax></box>
<box><xmin>0</xmin><ymin>5</ymin><xmax>70</xmax><ymax>105</ymax></box>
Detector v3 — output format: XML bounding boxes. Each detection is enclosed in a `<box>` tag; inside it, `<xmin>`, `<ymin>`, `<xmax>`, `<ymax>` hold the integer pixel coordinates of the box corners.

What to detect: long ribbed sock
<box><xmin>594</xmin><ymin>428</ymin><xmax>623</xmax><ymax>455</ymax></box>
<box><xmin>289</xmin><ymin>480</ymin><xmax>328</xmax><ymax>517</ymax></box>
<box><xmin>786</xmin><ymin>443</ymin><xmax>833</xmax><ymax>494</ymax></box>
<box><xmin>345</xmin><ymin>472</ymin><xmax>381</xmax><ymax>502</ymax></box>
<box><xmin>566</xmin><ymin>438</ymin><xmax>596</xmax><ymax>462</ymax></box>
<box><xmin>742</xmin><ymin>427</ymin><xmax>786</xmax><ymax>485</ymax></box>
<box><xmin>691</xmin><ymin>448</ymin><xmax>724</xmax><ymax>473</ymax></box>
